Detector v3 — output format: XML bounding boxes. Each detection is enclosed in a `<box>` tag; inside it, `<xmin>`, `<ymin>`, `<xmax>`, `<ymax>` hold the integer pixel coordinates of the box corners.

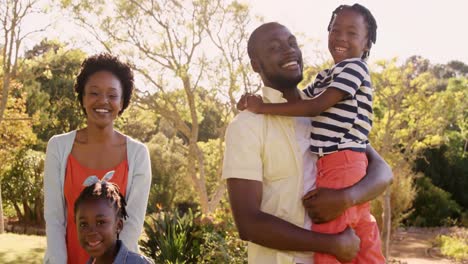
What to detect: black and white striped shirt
<box><xmin>303</xmin><ymin>58</ymin><xmax>372</xmax><ymax>155</ymax></box>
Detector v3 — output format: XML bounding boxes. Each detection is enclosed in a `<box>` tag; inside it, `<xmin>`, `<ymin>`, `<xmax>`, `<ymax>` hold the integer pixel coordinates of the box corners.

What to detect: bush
<box><xmin>140</xmin><ymin>202</ymin><xmax>247</xmax><ymax>263</ymax></box>
<box><xmin>146</xmin><ymin>133</ymin><xmax>193</xmax><ymax>214</ymax></box>
<box><xmin>1</xmin><ymin>149</ymin><xmax>45</xmax><ymax>226</ymax></box>
<box><xmin>371</xmin><ymin>166</ymin><xmax>416</xmax><ymax>231</ymax></box>
<box><xmin>197</xmin><ymin>202</ymin><xmax>247</xmax><ymax>263</ymax></box>
<box><xmin>140</xmin><ymin>210</ymin><xmax>203</xmax><ymax>263</ymax></box>
<box><xmin>435</xmin><ymin>234</ymin><xmax>468</xmax><ymax>261</ymax></box>
<box><xmin>406</xmin><ymin>177</ymin><xmax>462</xmax><ymax>227</ymax></box>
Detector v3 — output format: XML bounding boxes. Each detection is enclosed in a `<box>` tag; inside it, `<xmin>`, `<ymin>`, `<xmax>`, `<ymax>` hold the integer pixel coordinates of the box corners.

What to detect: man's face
<box><xmin>252</xmin><ymin>24</ymin><xmax>304</xmax><ymax>89</ymax></box>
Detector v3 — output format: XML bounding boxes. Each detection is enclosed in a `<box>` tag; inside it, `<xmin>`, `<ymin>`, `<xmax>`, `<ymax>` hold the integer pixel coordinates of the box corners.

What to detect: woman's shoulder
<box><xmin>124</xmin><ymin>134</ymin><xmax>148</xmax><ymax>152</ymax></box>
<box><xmin>48</xmin><ymin>130</ymin><xmax>76</xmax><ymax>142</ymax></box>
<box><xmin>46</xmin><ymin>130</ymin><xmax>77</xmax><ymax>149</ymax></box>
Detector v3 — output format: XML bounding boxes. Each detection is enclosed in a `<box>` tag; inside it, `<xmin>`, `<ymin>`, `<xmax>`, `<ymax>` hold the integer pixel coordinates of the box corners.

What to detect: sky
<box><xmin>245</xmin><ymin>0</ymin><xmax>468</xmax><ymax>65</ymax></box>
<box><xmin>21</xmin><ymin>0</ymin><xmax>468</xmax><ymax>66</ymax></box>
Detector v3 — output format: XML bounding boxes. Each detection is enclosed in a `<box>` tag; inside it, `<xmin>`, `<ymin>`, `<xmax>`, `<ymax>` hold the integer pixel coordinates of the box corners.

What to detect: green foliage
<box><xmin>140</xmin><ymin>203</ymin><xmax>247</xmax><ymax>264</ymax></box>
<box><xmin>1</xmin><ymin>149</ymin><xmax>45</xmax><ymax>225</ymax></box>
<box><xmin>140</xmin><ymin>210</ymin><xmax>202</xmax><ymax>263</ymax></box>
<box><xmin>198</xmin><ymin>138</ymin><xmax>224</xmax><ymax>196</ymax></box>
<box><xmin>413</xmin><ymin>77</ymin><xmax>468</xmax><ymax>210</ymax></box>
<box><xmin>146</xmin><ymin>133</ymin><xmax>191</xmax><ymax>214</ymax></box>
<box><xmin>406</xmin><ymin>177</ymin><xmax>462</xmax><ymax>227</ymax></box>
<box><xmin>372</xmin><ymin>164</ymin><xmax>417</xmax><ymax>230</ymax></box>
<box><xmin>368</xmin><ymin>58</ymin><xmax>463</xmax><ymax>230</ymax></box>
<box><xmin>18</xmin><ymin>39</ymin><xmax>86</xmax><ymax>150</ymax></box>
<box><xmin>197</xmin><ymin>202</ymin><xmax>247</xmax><ymax>264</ymax></box>
<box><xmin>414</xmin><ymin>146</ymin><xmax>468</xmax><ymax>209</ymax></box>
<box><xmin>435</xmin><ymin>234</ymin><xmax>468</xmax><ymax>261</ymax></box>
<box><xmin>0</xmin><ymin>81</ymin><xmax>37</xmax><ymax>172</ymax></box>
<box><xmin>114</xmin><ymin>103</ymin><xmax>159</xmax><ymax>143</ymax></box>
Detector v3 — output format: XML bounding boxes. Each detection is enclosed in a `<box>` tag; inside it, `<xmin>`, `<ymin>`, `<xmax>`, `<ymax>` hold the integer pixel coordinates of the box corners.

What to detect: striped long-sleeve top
<box><xmin>303</xmin><ymin>58</ymin><xmax>372</xmax><ymax>155</ymax></box>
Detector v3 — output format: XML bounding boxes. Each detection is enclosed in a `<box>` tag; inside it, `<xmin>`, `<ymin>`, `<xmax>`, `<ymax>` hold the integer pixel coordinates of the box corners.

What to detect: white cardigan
<box><xmin>43</xmin><ymin>131</ymin><xmax>151</xmax><ymax>264</ymax></box>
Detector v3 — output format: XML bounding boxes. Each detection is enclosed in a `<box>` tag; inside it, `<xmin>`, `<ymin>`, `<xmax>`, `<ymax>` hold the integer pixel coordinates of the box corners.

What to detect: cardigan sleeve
<box><xmin>119</xmin><ymin>141</ymin><xmax>152</xmax><ymax>252</ymax></box>
<box><xmin>43</xmin><ymin>136</ymin><xmax>68</xmax><ymax>264</ymax></box>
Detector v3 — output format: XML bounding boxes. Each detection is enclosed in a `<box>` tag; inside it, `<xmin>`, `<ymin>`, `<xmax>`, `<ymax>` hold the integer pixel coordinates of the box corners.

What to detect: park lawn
<box><xmin>0</xmin><ymin>233</ymin><xmax>46</xmax><ymax>264</ymax></box>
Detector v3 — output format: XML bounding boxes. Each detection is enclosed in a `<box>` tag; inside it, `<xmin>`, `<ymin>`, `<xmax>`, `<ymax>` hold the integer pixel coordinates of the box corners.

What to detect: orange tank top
<box><xmin>64</xmin><ymin>154</ymin><xmax>128</xmax><ymax>264</ymax></box>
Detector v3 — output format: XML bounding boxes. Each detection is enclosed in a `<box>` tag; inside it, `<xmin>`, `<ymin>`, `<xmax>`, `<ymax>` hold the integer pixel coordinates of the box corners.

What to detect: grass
<box><xmin>435</xmin><ymin>233</ymin><xmax>468</xmax><ymax>261</ymax></box>
<box><xmin>0</xmin><ymin>233</ymin><xmax>46</xmax><ymax>264</ymax></box>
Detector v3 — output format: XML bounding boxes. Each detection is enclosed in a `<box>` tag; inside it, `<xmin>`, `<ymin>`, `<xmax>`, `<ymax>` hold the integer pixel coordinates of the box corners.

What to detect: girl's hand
<box><xmin>236</xmin><ymin>94</ymin><xmax>248</xmax><ymax>111</ymax></box>
<box><xmin>245</xmin><ymin>94</ymin><xmax>264</xmax><ymax>114</ymax></box>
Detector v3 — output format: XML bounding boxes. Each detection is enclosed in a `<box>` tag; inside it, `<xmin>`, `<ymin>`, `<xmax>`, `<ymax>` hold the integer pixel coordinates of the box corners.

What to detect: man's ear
<box><xmin>251</xmin><ymin>59</ymin><xmax>261</xmax><ymax>73</ymax></box>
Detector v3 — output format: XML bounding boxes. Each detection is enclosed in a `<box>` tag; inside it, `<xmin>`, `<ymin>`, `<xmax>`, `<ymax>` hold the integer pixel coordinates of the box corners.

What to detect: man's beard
<box><xmin>269</xmin><ymin>73</ymin><xmax>303</xmax><ymax>89</ymax></box>
<box><xmin>260</xmin><ymin>61</ymin><xmax>303</xmax><ymax>89</ymax></box>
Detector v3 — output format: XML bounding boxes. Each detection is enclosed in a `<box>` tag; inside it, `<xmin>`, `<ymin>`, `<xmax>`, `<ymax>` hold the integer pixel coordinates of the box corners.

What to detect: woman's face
<box><xmin>82</xmin><ymin>71</ymin><xmax>123</xmax><ymax>128</ymax></box>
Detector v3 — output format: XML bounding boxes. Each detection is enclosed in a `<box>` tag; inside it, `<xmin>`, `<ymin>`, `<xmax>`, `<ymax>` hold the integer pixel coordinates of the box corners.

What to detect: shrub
<box><xmin>140</xmin><ymin>202</ymin><xmax>248</xmax><ymax>263</ymax></box>
<box><xmin>197</xmin><ymin>202</ymin><xmax>247</xmax><ymax>263</ymax></box>
<box><xmin>371</xmin><ymin>166</ymin><xmax>416</xmax><ymax>231</ymax></box>
<box><xmin>140</xmin><ymin>210</ymin><xmax>203</xmax><ymax>263</ymax></box>
<box><xmin>406</xmin><ymin>177</ymin><xmax>462</xmax><ymax>227</ymax></box>
<box><xmin>435</xmin><ymin>234</ymin><xmax>468</xmax><ymax>261</ymax></box>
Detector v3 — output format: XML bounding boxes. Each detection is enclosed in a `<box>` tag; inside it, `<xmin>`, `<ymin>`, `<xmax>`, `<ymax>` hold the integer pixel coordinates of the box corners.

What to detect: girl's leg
<box><xmin>312</xmin><ymin>150</ymin><xmax>367</xmax><ymax>264</ymax></box>
<box><xmin>350</xmin><ymin>204</ymin><xmax>385</xmax><ymax>264</ymax></box>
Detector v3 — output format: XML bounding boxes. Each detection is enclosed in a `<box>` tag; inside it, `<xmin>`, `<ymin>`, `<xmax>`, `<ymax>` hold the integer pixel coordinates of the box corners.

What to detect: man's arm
<box><xmin>227</xmin><ymin>178</ymin><xmax>360</xmax><ymax>262</ymax></box>
<box><xmin>303</xmin><ymin>145</ymin><xmax>393</xmax><ymax>223</ymax></box>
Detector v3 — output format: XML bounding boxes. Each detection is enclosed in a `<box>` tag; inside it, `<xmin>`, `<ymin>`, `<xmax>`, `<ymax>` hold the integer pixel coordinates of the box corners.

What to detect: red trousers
<box><xmin>312</xmin><ymin>150</ymin><xmax>385</xmax><ymax>264</ymax></box>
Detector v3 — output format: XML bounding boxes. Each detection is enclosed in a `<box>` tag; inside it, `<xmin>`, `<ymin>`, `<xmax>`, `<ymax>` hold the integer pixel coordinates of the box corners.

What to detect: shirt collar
<box><xmin>87</xmin><ymin>240</ymin><xmax>128</xmax><ymax>264</ymax></box>
<box><xmin>262</xmin><ymin>86</ymin><xmax>309</xmax><ymax>103</ymax></box>
<box><xmin>113</xmin><ymin>240</ymin><xmax>128</xmax><ymax>263</ymax></box>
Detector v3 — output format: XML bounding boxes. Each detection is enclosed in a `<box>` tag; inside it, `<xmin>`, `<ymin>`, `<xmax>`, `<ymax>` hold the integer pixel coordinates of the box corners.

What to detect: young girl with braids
<box><xmin>239</xmin><ymin>4</ymin><xmax>385</xmax><ymax>263</ymax></box>
<box><xmin>74</xmin><ymin>171</ymin><xmax>154</xmax><ymax>264</ymax></box>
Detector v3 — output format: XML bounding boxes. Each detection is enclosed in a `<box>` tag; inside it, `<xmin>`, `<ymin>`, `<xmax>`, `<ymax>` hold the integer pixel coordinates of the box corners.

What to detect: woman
<box><xmin>43</xmin><ymin>53</ymin><xmax>151</xmax><ymax>264</ymax></box>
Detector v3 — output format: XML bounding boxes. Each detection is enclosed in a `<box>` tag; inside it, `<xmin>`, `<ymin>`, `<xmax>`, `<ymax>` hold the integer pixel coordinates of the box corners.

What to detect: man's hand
<box><xmin>332</xmin><ymin>227</ymin><xmax>360</xmax><ymax>262</ymax></box>
<box><xmin>302</xmin><ymin>187</ymin><xmax>353</xmax><ymax>224</ymax></box>
<box><xmin>245</xmin><ymin>94</ymin><xmax>264</xmax><ymax>113</ymax></box>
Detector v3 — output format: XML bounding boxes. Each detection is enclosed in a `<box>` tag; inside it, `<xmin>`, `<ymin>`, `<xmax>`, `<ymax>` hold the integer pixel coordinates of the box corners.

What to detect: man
<box><xmin>222</xmin><ymin>22</ymin><xmax>392</xmax><ymax>264</ymax></box>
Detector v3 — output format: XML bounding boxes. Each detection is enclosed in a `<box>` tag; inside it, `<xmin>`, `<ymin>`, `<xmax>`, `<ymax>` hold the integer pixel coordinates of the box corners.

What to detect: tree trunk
<box><xmin>382</xmin><ymin>188</ymin><xmax>392</xmax><ymax>258</ymax></box>
<box><xmin>0</xmin><ymin>184</ymin><xmax>4</xmax><ymax>233</ymax></box>
<box><xmin>23</xmin><ymin>200</ymin><xmax>32</xmax><ymax>224</ymax></box>
<box><xmin>35</xmin><ymin>196</ymin><xmax>44</xmax><ymax>226</ymax></box>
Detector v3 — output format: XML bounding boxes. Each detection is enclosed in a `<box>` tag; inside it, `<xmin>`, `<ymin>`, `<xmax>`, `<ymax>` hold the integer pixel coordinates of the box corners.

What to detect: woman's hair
<box><xmin>74</xmin><ymin>181</ymin><xmax>128</xmax><ymax>221</ymax></box>
<box><xmin>327</xmin><ymin>4</ymin><xmax>377</xmax><ymax>60</ymax></box>
<box><xmin>74</xmin><ymin>53</ymin><xmax>134</xmax><ymax>115</ymax></box>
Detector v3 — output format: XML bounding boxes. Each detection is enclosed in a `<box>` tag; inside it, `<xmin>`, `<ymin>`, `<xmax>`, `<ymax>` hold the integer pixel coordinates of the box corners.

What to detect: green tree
<box><xmin>115</xmin><ymin>103</ymin><xmax>159</xmax><ymax>143</ymax></box>
<box><xmin>146</xmin><ymin>132</ymin><xmax>189</xmax><ymax>214</ymax></box>
<box><xmin>0</xmin><ymin>79</ymin><xmax>37</xmax><ymax>230</ymax></box>
<box><xmin>370</xmin><ymin>58</ymin><xmax>456</xmax><ymax>255</ymax></box>
<box><xmin>407</xmin><ymin>176</ymin><xmax>462</xmax><ymax>227</ymax></box>
<box><xmin>413</xmin><ymin>76</ymin><xmax>468</xmax><ymax>209</ymax></box>
<box><xmin>0</xmin><ymin>0</ymin><xmax>42</xmax><ymax>234</ymax></box>
<box><xmin>1</xmin><ymin>149</ymin><xmax>44</xmax><ymax>225</ymax></box>
<box><xmin>61</xmin><ymin>0</ymin><xmax>256</xmax><ymax>214</ymax></box>
<box><xmin>18</xmin><ymin>39</ymin><xmax>86</xmax><ymax>150</ymax></box>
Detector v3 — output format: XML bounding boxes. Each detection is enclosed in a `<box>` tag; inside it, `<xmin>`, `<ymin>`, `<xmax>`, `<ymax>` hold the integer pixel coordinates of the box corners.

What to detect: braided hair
<box><xmin>327</xmin><ymin>4</ymin><xmax>377</xmax><ymax>59</ymax></box>
<box><xmin>74</xmin><ymin>181</ymin><xmax>128</xmax><ymax>223</ymax></box>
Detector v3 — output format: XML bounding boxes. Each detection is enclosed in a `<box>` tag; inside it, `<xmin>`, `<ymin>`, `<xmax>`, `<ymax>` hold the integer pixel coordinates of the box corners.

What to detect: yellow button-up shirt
<box><xmin>223</xmin><ymin>86</ymin><xmax>311</xmax><ymax>264</ymax></box>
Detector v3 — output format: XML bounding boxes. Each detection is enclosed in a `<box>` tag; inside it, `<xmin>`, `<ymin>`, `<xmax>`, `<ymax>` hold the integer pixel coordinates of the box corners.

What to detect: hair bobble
<box><xmin>82</xmin><ymin>170</ymin><xmax>115</xmax><ymax>187</ymax></box>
